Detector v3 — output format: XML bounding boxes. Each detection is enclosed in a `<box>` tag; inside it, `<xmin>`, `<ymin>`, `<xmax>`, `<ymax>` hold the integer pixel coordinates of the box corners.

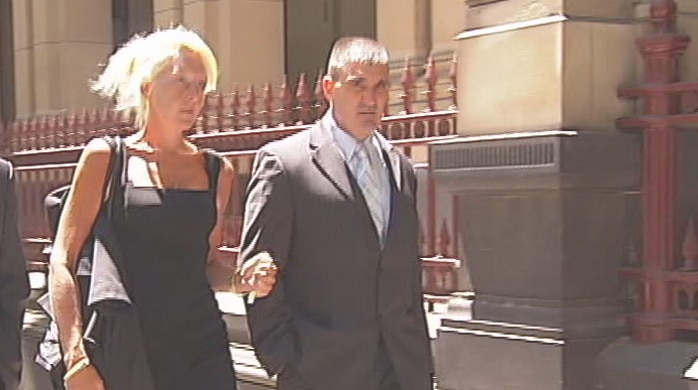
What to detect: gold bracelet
<box><xmin>63</xmin><ymin>357</ymin><xmax>91</xmax><ymax>383</ymax></box>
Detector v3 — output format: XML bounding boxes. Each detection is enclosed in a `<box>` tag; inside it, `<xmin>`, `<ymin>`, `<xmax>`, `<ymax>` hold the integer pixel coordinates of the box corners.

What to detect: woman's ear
<box><xmin>141</xmin><ymin>81</ymin><xmax>152</xmax><ymax>97</ymax></box>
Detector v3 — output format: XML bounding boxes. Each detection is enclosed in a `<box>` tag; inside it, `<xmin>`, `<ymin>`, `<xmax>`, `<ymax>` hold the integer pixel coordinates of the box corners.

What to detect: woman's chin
<box><xmin>175</xmin><ymin>119</ymin><xmax>198</xmax><ymax>133</ymax></box>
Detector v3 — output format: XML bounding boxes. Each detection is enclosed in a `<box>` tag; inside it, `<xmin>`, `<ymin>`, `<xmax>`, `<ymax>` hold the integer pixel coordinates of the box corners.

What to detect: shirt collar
<box><xmin>323</xmin><ymin>111</ymin><xmax>388</xmax><ymax>162</ymax></box>
<box><xmin>324</xmin><ymin>113</ymin><xmax>361</xmax><ymax>162</ymax></box>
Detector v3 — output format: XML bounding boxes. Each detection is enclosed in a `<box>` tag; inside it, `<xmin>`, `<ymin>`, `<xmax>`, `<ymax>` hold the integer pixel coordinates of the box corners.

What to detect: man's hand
<box><xmin>237</xmin><ymin>251</ymin><xmax>278</xmax><ymax>299</ymax></box>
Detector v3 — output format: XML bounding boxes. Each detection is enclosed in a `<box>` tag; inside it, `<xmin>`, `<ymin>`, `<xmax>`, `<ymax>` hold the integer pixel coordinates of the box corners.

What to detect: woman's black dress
<box><xmin>113</xmin><ymin>153</ymin><xmax>236</xmax><ymax>390</ymax></box>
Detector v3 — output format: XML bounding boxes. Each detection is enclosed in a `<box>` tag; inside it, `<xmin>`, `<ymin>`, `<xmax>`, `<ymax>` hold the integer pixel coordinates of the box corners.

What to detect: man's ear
<box><xmin>322</xmin><ymin>75</ymin><xmax>336</xmax><ymax>101</ymax></box>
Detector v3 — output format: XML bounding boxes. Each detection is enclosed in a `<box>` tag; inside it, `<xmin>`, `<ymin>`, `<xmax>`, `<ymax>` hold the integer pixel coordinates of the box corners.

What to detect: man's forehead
<box><xmin>343</xmin><ymin>62</ymin><xmax>389</xmax><ymax>79</ymax></box>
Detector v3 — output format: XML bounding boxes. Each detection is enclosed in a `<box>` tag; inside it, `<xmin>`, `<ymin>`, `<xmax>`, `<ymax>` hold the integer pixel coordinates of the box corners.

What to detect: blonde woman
<box><xmin>48</xmin><ymin>27</ymin><xmax>276</xmax><ymax>390</ymax></box>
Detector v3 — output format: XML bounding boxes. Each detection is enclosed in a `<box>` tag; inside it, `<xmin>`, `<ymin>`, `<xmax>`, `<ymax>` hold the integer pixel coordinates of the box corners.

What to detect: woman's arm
<box><xmin>207</xmin><ymin>155</ymin><xmax>237</xmax><ymax>291</ymax></box>
<box><xmin>209</xmin><ymin>155</ymin><xmax>235</xmax><ymax>259</ymax></box>
<box><xmin>48</xmin><ymin>138</ymin><xmax>113</xmax><ymax>369</ymax></box>
<box><xmin>207</xmin><ymin>156</ymin><xmax>276</xmax><ymax>296</ymax></box>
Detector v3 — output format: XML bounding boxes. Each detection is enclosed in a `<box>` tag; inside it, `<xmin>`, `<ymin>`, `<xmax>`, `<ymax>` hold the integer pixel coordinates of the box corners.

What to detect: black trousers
<box><xmin>0</xmin><ymin>309</ymin><xmax>23</xmax><ymax>390</ymax></box>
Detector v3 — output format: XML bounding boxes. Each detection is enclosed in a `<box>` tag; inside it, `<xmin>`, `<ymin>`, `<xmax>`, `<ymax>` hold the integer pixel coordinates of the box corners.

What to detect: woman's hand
<box><xmin>236</xmin><ymin>251</ymin><xmax>278</xmax><ymax>298</ymax></box>
<box><xmin>65</xmin><ymin>364</ymin><xmax>106</xmax><ymax>390</ymax></box>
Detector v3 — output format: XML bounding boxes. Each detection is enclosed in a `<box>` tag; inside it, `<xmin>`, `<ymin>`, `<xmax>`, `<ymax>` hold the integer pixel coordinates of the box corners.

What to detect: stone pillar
<box><xmin>12</xmin><ymin>0</ymin><xmax>35</xmax><ymax>118</ymax></box>
<box><xmin>432</xmin><ymin>132</ymin><xmax>639</xmax><ymax>390</ymax></box>
<box><xmin>377</xmin><ymin>0</ymin><xmax>431</xmax><ymax>60</ymax></box>
<box><xmin>154</xmin><ymin>0</ymin><xmax>284</xmax><ymax>90</ymax></box>
<box><xmin>217</xmin><ymin>0</ymin><xmax>284</xmax><ymax>88</ymax></box>
<box><xmin>456</xmin><ymin>0</ymin><xmax>636</xmax><ymax>135</ymax></box>
<box><xmin>429</xmin><ymin>1</ymin><xmax>641</xmax><ymax>389</ymax></box>
<box><xmin>431</xmin><ymin>0</ymin><xmax>465</xmax><ymax>54</ymax></box>
<box><xmin>12</xmin><ymin>0</ymin><xmax>113</xmax><ymax>117</ymax></box>
<box><xmin>153</xmin><ymin>0</ymin><xmax>184</xmax><ymax>27</ymax></box>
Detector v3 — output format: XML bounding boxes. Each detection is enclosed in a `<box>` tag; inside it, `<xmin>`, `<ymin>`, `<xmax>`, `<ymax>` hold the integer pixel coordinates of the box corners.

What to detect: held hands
<box><xmin>236</xmin><ymin>251</ymin><xmax>278</xmax><ymax>301</ymax></box>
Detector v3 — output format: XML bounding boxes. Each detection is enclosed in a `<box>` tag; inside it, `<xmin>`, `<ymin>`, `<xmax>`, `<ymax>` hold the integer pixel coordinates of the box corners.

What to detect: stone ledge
<box><xmin>436</xmin><ymin>319</ymin><xmax>618</xmax><ymax>390</ymax></box>
<box><xmin>430</xmin><ymin>131</ymin><xmax>640</xmax><ymax>191</ymax></box>
<box><xmin>467</xmin><ymin>0</ymin><xmax>505</xmax><ymax>7</ymax></box>
<box><xmin>598</xmin><ymin>338</ymin><xmax>698</xmax><ymax>390</ymax></box>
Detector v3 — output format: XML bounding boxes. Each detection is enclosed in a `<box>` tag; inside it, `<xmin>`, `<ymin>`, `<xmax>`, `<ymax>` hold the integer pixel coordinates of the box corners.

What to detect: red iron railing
<box><xmin>616</xmin><ymin>0</ymin><xmax>698</xmax><ymax>342</ymax></box>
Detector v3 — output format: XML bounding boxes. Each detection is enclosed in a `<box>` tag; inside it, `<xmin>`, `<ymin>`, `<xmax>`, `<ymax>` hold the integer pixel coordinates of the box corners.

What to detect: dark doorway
<box><xmin>284</xmin><ymin>0</ymin><xmax>376</xmax><ymax>84</ymax></box>
<box><xmin>112</xmin><ymin>0</ymin><xmax>154</xmax><ymax>50</ymax></box>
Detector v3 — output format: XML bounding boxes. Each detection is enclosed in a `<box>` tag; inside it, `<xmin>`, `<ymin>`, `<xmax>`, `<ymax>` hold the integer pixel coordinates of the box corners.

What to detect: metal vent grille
<box><xmin>432</xmin><ymin>139</ymin><xmax>558</xmax><ymax>172</ymax></box>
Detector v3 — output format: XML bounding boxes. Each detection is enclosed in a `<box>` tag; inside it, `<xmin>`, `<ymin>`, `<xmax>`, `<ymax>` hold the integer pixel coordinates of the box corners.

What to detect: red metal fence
<box><xmin>616</xmin><ymin>0</ymin><xmax>698</xmax><ymax>342</ymax></box>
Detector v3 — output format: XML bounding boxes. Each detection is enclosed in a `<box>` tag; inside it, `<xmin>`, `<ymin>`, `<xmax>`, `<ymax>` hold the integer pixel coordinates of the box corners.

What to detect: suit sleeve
<box><xmin>0</xmin><ymin>160</ymin><xmax>28</xmax><ymax>390</ymax></box>
<box><xmin>238</xmin><ymin>149</ymin><xmax>295</xmax><ymax>376</ymax></box>
<box><xmin>407</xmin><ymin>162</ymin><xmax>436</xmax><ymax>378</ymax></box>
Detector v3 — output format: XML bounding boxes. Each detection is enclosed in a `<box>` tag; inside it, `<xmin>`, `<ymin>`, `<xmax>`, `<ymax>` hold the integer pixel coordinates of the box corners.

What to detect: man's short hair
<box><xmin>326</xmin><ymin>37</ymin><xmax>389</xmax><ymax>80</ymax></box>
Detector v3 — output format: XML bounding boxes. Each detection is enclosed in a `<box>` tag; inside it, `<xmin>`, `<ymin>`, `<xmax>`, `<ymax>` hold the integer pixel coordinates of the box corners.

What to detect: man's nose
<box><xmin>361</xmin><ymin>87</ymin><xmax>378</xmax><ymax>106</ymax></box>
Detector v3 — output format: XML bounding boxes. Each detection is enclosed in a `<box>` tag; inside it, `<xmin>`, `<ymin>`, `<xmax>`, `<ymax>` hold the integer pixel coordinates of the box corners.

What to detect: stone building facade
<box><xmin>0</xmin><ymin>0</ymin><xmax>464</xmax><ymax>121</ymax></box>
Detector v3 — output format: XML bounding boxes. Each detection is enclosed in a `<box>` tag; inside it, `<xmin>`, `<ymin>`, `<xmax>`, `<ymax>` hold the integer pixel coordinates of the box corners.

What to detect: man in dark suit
<box><xmin>238</xmin><ymin>37</ymin><xmax>434</xmax><ymax>390</ymax></box>
<box><xmin>0</xmin><ymin>158</ymin><xmax>29</xmax><ymax>390</ymax></box>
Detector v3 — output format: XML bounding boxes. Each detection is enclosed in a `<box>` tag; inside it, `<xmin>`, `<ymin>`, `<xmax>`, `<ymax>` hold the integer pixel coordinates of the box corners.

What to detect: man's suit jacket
<box><xmin>0</xmin><ymin>159</ymin><xmax>28</xmax><ymax>390</ymax></box>
<box><xmin>239</xmin><ymin>117</ymin><xmax>434</xmax><ymax>390</ymax></box>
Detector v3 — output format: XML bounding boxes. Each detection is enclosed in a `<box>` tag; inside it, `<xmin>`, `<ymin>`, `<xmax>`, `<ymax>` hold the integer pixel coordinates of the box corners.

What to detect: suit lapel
<box><xmin>375</xmin><ymin>132</ymin><xmax>402</xmax><ymax>191</ymax></box>
<box><xmin>386</xmin><ymin>149</ymin><xmax>402</xmax><ymax>191</ymax></box>
<box><xmin>381</xmin><ymin>141</ymin><xmax>416</xmax><ymax>253</ymax></box>
<box><xmin>309</xmin><ymin>117</ymin><xmax>415</xmax><ymax>250</ymax></box>
<box><xmin>309</xmin><ymin>120</ymin><xmax>354</xmax><ymax>201</ymax></box>
<box><xmin>309</xmin><ymin>119</ymin><xmax>381</xmax><ymax>248</ymax></box>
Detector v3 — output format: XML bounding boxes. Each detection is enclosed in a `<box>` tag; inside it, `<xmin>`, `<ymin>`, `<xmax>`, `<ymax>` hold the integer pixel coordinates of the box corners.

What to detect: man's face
<box><xmin>323</xmin><ymin>62</ymin><xmax>390</xmax><ymax>140</ymax></box>
<box><xmin>145</xmin><ymin>49</ymin><xmax>208</xmax><ymax>133</ymax></box>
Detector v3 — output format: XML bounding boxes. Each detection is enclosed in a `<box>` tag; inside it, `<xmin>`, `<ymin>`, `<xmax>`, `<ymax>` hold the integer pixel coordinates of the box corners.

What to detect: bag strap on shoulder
<box><xmin>202</xmin><ymin>148</ymin><xmax>223</xmax><ymax>195</ymax></box>
<box><xmin>102</xmin><ymin>136</ymin><xmax>126</xmax><ymax>218</ymax></box>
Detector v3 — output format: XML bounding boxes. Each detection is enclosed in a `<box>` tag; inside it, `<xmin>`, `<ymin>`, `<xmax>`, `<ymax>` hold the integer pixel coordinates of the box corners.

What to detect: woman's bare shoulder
<box><xmin>74</xmin><ymin>137</ymin><xmax>116</xmax><ymax>177</ymax></box>
<box><xmin>82</xmin><ymin>137</ymin><xmax>114</xmax><ymax>156</ymax></box>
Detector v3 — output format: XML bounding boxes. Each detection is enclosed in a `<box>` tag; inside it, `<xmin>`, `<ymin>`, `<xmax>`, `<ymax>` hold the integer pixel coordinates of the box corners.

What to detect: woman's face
<box><xmin>144</xmin><ymin>49</ymin><xmax>208</xmax><ymax>133</ymax></box>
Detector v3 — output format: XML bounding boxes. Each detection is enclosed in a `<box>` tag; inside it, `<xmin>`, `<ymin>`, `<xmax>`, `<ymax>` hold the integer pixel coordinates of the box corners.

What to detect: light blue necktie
<box><xmin>353</xmin><ymin>139</ymin><xmax>386</xmax><ymax>242</ymax></box>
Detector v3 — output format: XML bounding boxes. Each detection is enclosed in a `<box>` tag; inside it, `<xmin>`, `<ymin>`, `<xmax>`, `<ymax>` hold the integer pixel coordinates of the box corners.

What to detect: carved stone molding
<box><xmin>466</xmin><ymin>0</ymin><xmax>504</xmax><ymax>7</ymax></box>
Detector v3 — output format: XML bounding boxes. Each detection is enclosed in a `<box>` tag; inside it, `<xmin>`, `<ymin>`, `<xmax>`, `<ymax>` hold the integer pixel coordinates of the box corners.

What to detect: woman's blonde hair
<box><xmin>91</xmin><ymin>25</ymin><xmax>218</xmax><ymax>129</ymax></box>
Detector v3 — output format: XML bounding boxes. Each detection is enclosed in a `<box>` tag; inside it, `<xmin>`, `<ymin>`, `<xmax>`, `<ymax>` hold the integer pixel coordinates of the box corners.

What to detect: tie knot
<box><xmin>361</xmin><ymin>138</ymin><xmax>381</xmax><ymax>165</ymax></box>
<box><xmin>351</xmin><ymin>137</ymin><xmax>384</xmax><ymax>176</ymax></box>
